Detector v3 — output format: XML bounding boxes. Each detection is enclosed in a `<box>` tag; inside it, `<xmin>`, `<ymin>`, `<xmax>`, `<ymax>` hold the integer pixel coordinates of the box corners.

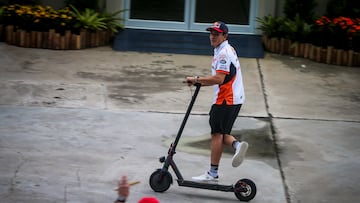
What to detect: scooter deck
<box><xmin>177</xmin><ymin>179</ymin><xmax>234</xmax><ymax>192</ymax></box>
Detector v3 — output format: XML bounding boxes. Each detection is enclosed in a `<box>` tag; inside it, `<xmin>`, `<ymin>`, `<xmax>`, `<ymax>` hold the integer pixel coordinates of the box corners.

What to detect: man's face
<box><xmin>209</xmin><ymin>30</ymin><xmax>227</xmax><ymax>47</ymax></box>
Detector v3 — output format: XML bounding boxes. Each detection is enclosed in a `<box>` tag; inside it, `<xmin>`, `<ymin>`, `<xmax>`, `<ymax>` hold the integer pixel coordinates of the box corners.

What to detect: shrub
<box><xmin>256</xmin><ymin>15</ymin><xmax>286</xmax><ymax>39</ymax></box>
<box><xmin>279</xmin><ymin>14</ymin><xmax>312</xmax><ymax>42</ymax></box>
<box><xmin>283</xmin><ymin>0</ymin><xmax>317</xmax><ymax>24</ymax></box>
<box><xmin>257</xmin><ymin>14</ymin><xmax>360</xmax><ymax>51</ymax></box>
<box><xmin>2</xmin><ymin>4</ymin><xmax>76</xmax><ymax>33</ymax></box>
<box><xmin>69</xmin><ymin>5</ymin><xmax>125</xmax><ymax>33</ymax></box>
<box><xmin>326</xmin><ymin>0</ymin><xmax>360</xmax><ymax>18</ymax></box>
<box><xmin>69</xmin><ymin>5</ymin><xmax>106</xmax><ymax>32</ymax></box>
<box><xmin>311</xmin><ymin>16</ymin><xmax>360</xmax><ymax>50</ymax></box>
<box><xmin>1</xmin><ymin>4</ymin><xmax>125</xmax><ymax>34</ymax></box>
<box><xmin>99</xmin><ymin>9</ymin><xmax>125</xmax><ymax>33</ymax></box>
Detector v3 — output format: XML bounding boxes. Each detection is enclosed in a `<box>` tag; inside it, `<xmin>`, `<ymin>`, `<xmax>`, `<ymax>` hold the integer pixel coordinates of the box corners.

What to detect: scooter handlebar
<box><xmin>182</xmin><ymin>80</ymin><xmax>202</xmax><ymax>87</ymax></box>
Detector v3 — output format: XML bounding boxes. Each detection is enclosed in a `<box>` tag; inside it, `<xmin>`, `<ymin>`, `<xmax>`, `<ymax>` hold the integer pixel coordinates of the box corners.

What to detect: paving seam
<box><xmin>256</xmin><ymin>58</ymin><xmax>291</xmax><ymax>203</ymax></box>
<box><xmin>266</xmin><ymin>116</ymin><xmax>360</xmax><ymax>123</ymax></box>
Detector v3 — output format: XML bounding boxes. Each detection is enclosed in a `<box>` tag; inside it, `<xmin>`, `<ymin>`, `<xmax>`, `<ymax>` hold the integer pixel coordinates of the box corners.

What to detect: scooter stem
<box><xmin>171</xmin><ymin>83</ymin><xmax>201</xmax><ymax>151</ymax></box>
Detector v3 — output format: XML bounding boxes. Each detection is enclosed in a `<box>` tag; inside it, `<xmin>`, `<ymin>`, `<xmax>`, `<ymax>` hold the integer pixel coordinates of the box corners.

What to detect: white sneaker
<box><xmin>192</xmin><ymin>171</ymin><xmax>218</xmax><ymax>182</ymax></box>
<box><xmin>232</xmin><ymin>141</ymin><xmax>248</xmax><ymax>167</ymax></box>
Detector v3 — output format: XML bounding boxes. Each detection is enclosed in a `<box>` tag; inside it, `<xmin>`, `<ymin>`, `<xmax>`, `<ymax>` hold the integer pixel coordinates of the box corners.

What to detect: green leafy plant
<box><xmin>100</xmin><ymin>9</ymin><xmax>126</xmax><ymax>33</ymax></box>
<box><xmin>69</xmin><ymin>4</ymin><xmax>106</xmax><ymax>32</ymax></box>
<box><xmin>280</xmin><ymin>14</ymin><xmax>312</xmax><ymax>42</ymax></box>
<box><xmin>256</xmin><ymin>15</ymin><xmax>286</xmax><ymax>39</ymax></box>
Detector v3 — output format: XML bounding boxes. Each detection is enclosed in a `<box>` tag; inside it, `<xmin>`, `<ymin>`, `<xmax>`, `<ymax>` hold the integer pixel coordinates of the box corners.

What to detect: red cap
<box><xmin>138</xmin><ymin>197</ymin><xmax>160</xmax><ymax>203</ymax></box>
<box><xmin>206</xmin><ymin>21</ymin><xmax>229</xmax><ymax>34</ymax></box>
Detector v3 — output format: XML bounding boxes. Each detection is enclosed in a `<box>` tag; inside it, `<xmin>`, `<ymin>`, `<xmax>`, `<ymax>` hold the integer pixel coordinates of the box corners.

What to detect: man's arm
<box><xmin>186</xmin><ymin>72</ymin><xmax>226</xmax><ymax>86</ymax></box>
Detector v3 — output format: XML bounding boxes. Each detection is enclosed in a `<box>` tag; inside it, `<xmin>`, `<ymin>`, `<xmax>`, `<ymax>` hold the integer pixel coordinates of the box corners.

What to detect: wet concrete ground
<box><xmin>0</xmin><ymin>42</ymin><xmax>360</xmax><ymax>203</ymax></box>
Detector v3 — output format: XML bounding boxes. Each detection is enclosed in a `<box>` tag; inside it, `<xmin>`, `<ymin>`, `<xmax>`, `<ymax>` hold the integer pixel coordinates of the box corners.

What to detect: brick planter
<box><xmin>262</xmin><ymin>35</ymin><xmax>360</xmax><ymax>67</ymax></box>
<box><xmin>1</xmin><ymin>25</ymin><xmax>114</xmax><ymax>50</ymax></box>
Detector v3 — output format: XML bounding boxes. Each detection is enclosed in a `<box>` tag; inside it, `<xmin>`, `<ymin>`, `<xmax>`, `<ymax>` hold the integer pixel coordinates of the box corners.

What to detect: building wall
<box><xmin>258</xmin><ymin>0</ymin><xmax>277</xmax><ymax>17</ymax></box>
<box><xmin>256</xmin><ymin>0</ymin><xmax>277</xmax><ymax>34</ymax></box>
<box><xmin>105</xmin><ymin>0</ymin><xmax>123</xmax><ymax>14</ymax></box>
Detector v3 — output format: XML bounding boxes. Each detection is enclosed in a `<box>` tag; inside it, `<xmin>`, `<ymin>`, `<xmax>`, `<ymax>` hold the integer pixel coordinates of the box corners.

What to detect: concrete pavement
<box><xmin>0</xmin><ymin>42</ymin><xmax>359</xmax><ymax>203</ymax></box>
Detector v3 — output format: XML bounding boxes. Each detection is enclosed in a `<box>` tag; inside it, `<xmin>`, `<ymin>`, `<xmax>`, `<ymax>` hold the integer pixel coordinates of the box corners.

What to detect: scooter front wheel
<box><xmin>149</xmin><ymin>169</ymin><xmax>173</xmax><ymax>192</ymax></box>
<box><xmin>234</xmin><ymin>178</ymin><xmax>257</xmax><ymax>202</ymax></box>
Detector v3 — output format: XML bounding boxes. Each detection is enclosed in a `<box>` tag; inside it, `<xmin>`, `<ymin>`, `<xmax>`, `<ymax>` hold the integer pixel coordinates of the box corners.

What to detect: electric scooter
<box><xmin>149</xmin><ymin>83</ymin><xmax>257</xmax><ymax>202</ymax></box>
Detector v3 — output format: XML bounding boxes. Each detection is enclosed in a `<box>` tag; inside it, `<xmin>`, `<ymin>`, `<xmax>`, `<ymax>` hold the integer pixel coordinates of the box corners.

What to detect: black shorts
<box><xmin>209</xmin><ymin>103</ymin><xmax>242</xmax><ymax>135</ymax></box>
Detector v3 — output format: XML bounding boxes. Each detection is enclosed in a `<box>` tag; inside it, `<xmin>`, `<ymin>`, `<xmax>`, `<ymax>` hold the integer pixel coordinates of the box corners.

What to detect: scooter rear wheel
<box><xmin>149</xmin><ymin>169</ymin><xmax>173</xmax><ymax>192</ymax></box>
<box><xmin>234</xmin><ymin>178</ymin><xmax>257</xmax><ymax>202</ymax></box>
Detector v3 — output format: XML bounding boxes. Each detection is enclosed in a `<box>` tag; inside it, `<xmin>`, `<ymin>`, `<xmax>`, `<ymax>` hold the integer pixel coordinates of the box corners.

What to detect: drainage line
<box><xmin>256</xmin><ymin>58</ymin><xmax>291</xmax><ymax>203</ymax></box>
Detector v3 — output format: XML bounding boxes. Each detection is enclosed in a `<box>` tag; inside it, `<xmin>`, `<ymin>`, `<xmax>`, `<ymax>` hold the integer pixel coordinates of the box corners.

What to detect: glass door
<box><xmin>123</xmin><ymin>0</ymin><xmax>257</xmax><ymax>34</ymax></box>
<box><xmin>129</xmin><ymin>0</ymin><xmax>185</xmax><ymax>22</ymax></box>
<box><xmin>123</xmin><ymin>0</ymin><xmax>190</xmax><ymax>30</ymax></box>
<box><xmin>189</xmin><ymin>0</ymin><xmax>258</xmax><ymax>33</ymax></box>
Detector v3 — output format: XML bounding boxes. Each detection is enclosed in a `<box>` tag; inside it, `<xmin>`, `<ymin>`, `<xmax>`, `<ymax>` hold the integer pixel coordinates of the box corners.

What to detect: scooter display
<box><xmin>149</xmin><ymin>83</ymin><xmax>257</xmax><ymax>202</ymax></box>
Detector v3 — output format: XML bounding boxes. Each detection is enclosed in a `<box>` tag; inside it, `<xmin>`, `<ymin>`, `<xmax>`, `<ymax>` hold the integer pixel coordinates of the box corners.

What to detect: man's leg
<box><xmin>227</xmin><ymin>134</ymin><xmax>248</xmax><ymax>167</ymax></box>
<box><xmin>211</xmin><ymin>134</ymin><xmax>248</xmax><ymax>170</ymax></box>
<box><xmin>210</xmin><ymin>133</ymin><xmax>223</xmax><ymax>165</ymax></box>
<box><xmin>192</xmin><ymin>104</ymin><xmax>224</xmax><ymax>182</ymax></box>
<box><xmin>223</xmin><ymin>134</ymin><xmax>236</xmax><ymax>146</ymax></box>
<box><xmin>192</xmin><ymin>133</ymin><xmax>223</xmax><ymax>182</ymax></box>
<box><xmin>221</xmin><ymin>104</ymin><xmax>248</xmax><ymax>167</ymax></box>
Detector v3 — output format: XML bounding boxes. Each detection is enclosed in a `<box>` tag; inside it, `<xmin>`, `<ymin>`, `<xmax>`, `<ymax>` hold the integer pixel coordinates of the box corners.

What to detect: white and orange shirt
<box><xmin>211</xmin><ymin>40</ymin><xmax>245</xmax><ymax>105</ymax></box>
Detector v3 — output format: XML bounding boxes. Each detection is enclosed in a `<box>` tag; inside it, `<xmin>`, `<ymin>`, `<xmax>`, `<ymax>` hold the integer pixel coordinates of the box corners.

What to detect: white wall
<box><xmin>105</xmin><ymin>0</ymin><xmax>123</xmax><ymax>13</ymax></box>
